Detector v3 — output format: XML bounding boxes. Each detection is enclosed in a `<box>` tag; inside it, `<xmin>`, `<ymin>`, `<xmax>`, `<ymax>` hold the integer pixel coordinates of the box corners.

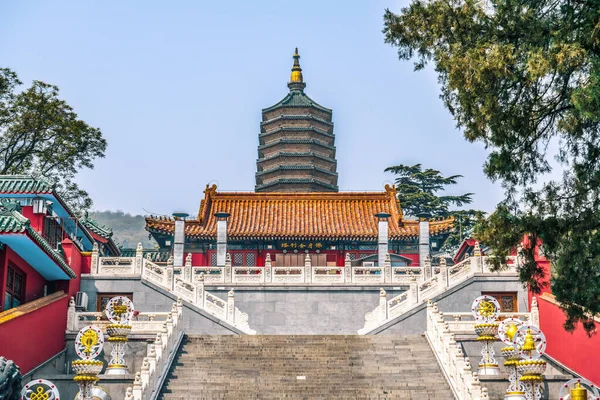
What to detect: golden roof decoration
<box><xmin>290</xmin><ymin>47</ymin><xmax>303</xmax><ymax>83</ymax></box>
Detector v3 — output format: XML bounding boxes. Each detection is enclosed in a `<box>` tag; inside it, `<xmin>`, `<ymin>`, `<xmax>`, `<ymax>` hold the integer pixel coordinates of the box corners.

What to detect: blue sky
<box><xmin>1</xmin><ymin>0</ymin><xmax>504</xmax><ymax>216</ymax></box>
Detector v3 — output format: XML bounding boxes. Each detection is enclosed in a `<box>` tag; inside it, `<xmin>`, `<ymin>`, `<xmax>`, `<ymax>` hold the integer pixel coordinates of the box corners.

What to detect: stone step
<box><xmin>157</xmin><ymin>334</ymin><xmax>453</xmax><ymax>399</ymax></box>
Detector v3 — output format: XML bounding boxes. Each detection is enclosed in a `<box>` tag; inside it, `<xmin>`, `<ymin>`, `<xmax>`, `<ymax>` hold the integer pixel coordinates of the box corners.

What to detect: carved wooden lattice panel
<box><xmin>233</xmin><ymin>253</ymin><xmax>244</xmax><ymax>266</ymax></box>
<box><xmin>246</xmin><ymin>253</ymin><xmax>256</xmax><ymax>267</ymax></box>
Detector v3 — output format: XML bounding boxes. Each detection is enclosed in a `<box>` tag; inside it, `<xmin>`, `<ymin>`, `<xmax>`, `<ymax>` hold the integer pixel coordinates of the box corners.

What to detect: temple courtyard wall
<box><xmin>81</xmin><ymin>274</ymin><xmax>526</xmax><ymax>335</ymax></box>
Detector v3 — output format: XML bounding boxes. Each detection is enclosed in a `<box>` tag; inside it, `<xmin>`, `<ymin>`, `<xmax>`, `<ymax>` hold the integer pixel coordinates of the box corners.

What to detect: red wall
<box><xmin>80</xmin><ymin>253</ymin><xmax>92</xmax><ymax>274</ymax></box>
<box><xmin>0</xmin><ymin>293</ymin><xmax>68</xmax><ymax>374</ymax></box>
<box><xmin>0</xmin><ymin>246</ymin><xmax>47</xmax><ymax>306</ymax></box>
<box><xmin>61</xmin><ymin>239</ymin><xmax>83</xmax><ymax>298</ymax></box>
<box><xmin>527</xmin><ymin>240</ymin><xmax>599</xmax><ymax>385</ymax></box>
<box><xmin>537</xmin><ymin>295</ymin><xmax>600</xmax><ymax>385</ymax></box>
<box><xmin>188</xmin><ymin>250</ymin><xmax>420</xmax><ymax>266</ymax></box>
<box><xmin>20</xmin><ymin>206</ymin><xmax>44</xmax><ymax>233</ymax></box>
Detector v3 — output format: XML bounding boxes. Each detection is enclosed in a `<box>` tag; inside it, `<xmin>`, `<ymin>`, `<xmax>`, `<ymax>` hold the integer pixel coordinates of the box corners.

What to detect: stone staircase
<box><xmin>158</xmin><ymin>335</ymin><xmax>454</xmax><ymax>399</ymax></box>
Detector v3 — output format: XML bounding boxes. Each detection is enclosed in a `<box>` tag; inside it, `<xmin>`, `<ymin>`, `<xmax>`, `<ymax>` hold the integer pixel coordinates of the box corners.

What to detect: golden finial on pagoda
<box><xmin>290</xmin><ymin>47</ymin><xmax>303</xmax><ymax>83</ymax></box>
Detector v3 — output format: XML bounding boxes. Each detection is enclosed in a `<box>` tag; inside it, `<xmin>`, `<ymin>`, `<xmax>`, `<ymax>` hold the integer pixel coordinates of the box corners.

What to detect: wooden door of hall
<box><xmin>482</xmin><ymin>292</ymin><xmax>518</xmax><ymax>312</ymax></box>
<box><xmin>275</xmin><ymin>254</ymin><xmax>327</xmax><ymax>267</ymax></box>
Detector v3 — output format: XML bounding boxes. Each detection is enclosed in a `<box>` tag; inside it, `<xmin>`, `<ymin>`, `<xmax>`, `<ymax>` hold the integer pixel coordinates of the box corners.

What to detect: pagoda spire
<box><xmin>288</xmin><ymin>47</ymin><xmax>307</xmax><ymax>91</ymax></box>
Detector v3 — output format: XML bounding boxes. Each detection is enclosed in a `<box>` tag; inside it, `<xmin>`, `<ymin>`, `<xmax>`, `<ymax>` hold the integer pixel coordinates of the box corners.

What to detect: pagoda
<box><xmin>255</xmin><ymin>48</ymin><xmax>339</xmax><ymax>192</ymax></box>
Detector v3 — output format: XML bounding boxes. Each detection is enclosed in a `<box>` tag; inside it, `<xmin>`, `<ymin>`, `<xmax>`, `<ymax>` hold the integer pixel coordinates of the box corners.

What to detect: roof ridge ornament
<box><xmin>288</xmin><ymin>47</ymin><xmax>307</xmax><ymax>92</ymax></box>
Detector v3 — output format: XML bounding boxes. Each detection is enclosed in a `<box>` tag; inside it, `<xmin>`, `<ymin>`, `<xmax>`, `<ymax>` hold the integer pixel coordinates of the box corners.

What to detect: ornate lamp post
<box><xmin>499</xmin><ymin>317</ymin><xmax>526</xmax><ymax>399</ymax></box>
<box><xmin>559</xmin><ymin>378</ymin><xmax>600</xmax><ymax>399</ymax></box>
<box><xmin>72</xmin><ymin>325</ymin><xmax>105</xmax><ymax>400</ymax></box>
<box><xmin>472</xmin><ymin>295</ymin><xmax>501</xmax><ymax>375</ymax></box>
<box><xmin>513</xmin><ymin>325</ymin><xmax>547</xmax><ymax>400</ymax></box>
<box><xmin>105</xmin><ymin>296</ymin><xmax>135</xmax><ymax>375</ymax></box>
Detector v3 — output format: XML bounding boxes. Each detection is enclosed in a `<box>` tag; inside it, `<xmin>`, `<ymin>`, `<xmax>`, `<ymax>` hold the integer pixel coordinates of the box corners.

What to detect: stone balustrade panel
<box><xmin>232</xmin><ymin>267</ymin><xmax>265</xmax><ymax>284</ymax></box>
<box><xmin>272</xmin><ymin>267</ymin><xmax>304</xmax><ymax>283</ymax></box>
<box><xmin>98</xmin><ymin>257</ymin><xmax>136</xmax><ymax>275</ymax></box>
<box><xmin>192</xmin><ymin>267</ymin><xmax>225</xmax><ymax>283</ymax></box>
<box><xmin>311</xmin><ymin>266</ymin><xmax>344</xmax><ymax>284</ymax></box>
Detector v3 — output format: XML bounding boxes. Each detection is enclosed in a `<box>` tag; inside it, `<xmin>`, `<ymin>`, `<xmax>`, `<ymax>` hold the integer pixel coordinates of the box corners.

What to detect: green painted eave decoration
<box><xmin>80</xmin><ymin>213</ymin><xmax>113</xmax><ymax>239</ymax></box>
<box><xmin>261</xmin><ymin>114</ymin><xmax>334</xmax><ymax>127</ymax></box>
<box><xmin>259</xmin><ymin>139</ymin><xmax>336</xmax><ymax>151</ymax></box>
<box><xmin>255</xmin><ymin>178</ymin><xmax>339</xmax><ymax>191</ymax></box>
<box><xmin>256</xmin><ymin>165</ymin><xmax>338</xmax><ymax>177</ymax></box>
<box><xmin>26</xmin><ymin>225</ymin><xmax>77</xmax><ymax>278</ymax></box>
<box><xmin>257</xmin><ymin>152</ymin><xmax>337</xmax><ymax>163</ymax></box>
<box><xmin>262</xmin><ymin>91</ymin><xmax>332</xmax><ymax>114</ymax></box>
<box><xmin>259</xmin><ymin>126</ymin><xmax>334</xmax><ymax>139</ymax></box>
<box><xmin>0</xmin><ymin>199</ymin><xmax>76</xmax><ymax>278</ymax></box>
<box><xmin>0</xmin><ymin>175</ymin><xmax>54</xmax><ymax>194</ymax></box>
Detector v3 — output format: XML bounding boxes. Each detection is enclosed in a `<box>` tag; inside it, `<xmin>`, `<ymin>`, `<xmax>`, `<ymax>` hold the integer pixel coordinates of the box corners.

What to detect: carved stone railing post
<box><xmin>264</xmin><ymin>253</ymin><xmax>272</xmax><ymax>283</ymax></box>
<box><xmin>304</xmin><ymin>254</ymin><xmax>312</xmax><ymax>284</ymax></box>
<box><xmin>160</xmin><ymin>323</ymin><xmax>169</xmax><ymax>354</ymax></box>
<box><xmin>166</xmin><ymin>256</ymin><xmax>174</xmax><ymax>290</ymax></box>
<box><xmin>409</xmin><ymin>277</ymin><xmax>419</xmax><ymax>306</ymax></box>
<box><xmin>384</xmin><ymin>253</ymin><xmax>391</xmax><ymax>283</ymax></box>
<box><xmin>171</xmin><ymin>302</ymin><xmax>179</xmax><ymax>326</ymax></box>
<box><xmin>196</xmin><ymin>274</ymin><xmax>205</xmax><ymax>307</ymax></box>
<box><xmin>140</xmin><ymin>357</ymin><xmax>150</xmax><ymax>389</ymax></box>
<box><xmin>530</xmin><ymin>296</ymin><xmax>539</xmax><ymax>328</ymax></box>
<box><xmin>184</xmin><ymin>253</ymin><xmax>192</xmax><ymax>282</ymax></box>
<box><xmin>424</xmin><ymin>254</ymin><xmax>432</xmax><ymax>280</ymax></box>
<box><xmin>135</xmin><ymin>242</ymin><xmax>143</xmax><ymax>275</ymax></box>
<box><xmin>146</xmin><ymin>344</ymin><xmax>157</xmax><ymax>389</ymax></box>
<box><xmin>379</xmin><ymin>288</ymin><xmax>388</xmax><ymax>320</ymax></box>
<box><xmin>132</xmin><ymin>372</ymin><xmax>142</xmax><ymax>399</ymax></box>
<box><xmin>225</xmin><ymin>253</ymin><xmax>232</xmax><ymax>283</ymax></box>
<box><xmin>471</xmin><ymin>241</ymin><xmax>483</xmax><ymax>274</ymax></box>
<box><xmin>154</xmin><ymin>332</ymin><xmax>163</xmax><ymax>362</ymax></box>
<box><xmin>227</xmin><ymin>289</ymin><xmax>235</xmax><ymax>324</ymax></box>
<box><xmin>165</xmin><ymin>314</ymin><xmax>174</xmax><ymax>337</ymax></box>
<box><xmin>91</xmin><ymin>242</ymin><xmax>99</xmax><ymax>274</ymax></box>
<box><xmin>439</xmin><ymin>257</ymin><xmax>449</xmax><ymax>290</ymax></box>
<box><xmin>344</xmin><ymin>253</ymin><xmax>351</xmax><ymax>283</ymax></box>
<box><xmin>67</xmin><ymin>296</ymin><xmax>76</xmax><ymax>331</ymax></box>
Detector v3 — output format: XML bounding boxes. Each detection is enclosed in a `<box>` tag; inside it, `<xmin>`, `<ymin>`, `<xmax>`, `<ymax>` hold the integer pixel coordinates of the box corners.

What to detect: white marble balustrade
<box><xmin>424</xmin><ymin>298</ymin><xmax>538</xmax><ymax>400</ymax></box>
<box><xmin>94</xmin><ymin>246</ymin><xmax>435</xmax><ymax>286</ymax></box>
<box><xmin>358</xmin><ymin>255</ymin><xmax>520</xmax><ymax>334</ymax></box>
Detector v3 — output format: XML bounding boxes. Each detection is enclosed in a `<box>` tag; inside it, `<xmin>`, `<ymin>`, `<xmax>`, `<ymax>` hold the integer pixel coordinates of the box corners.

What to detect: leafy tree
<box><xmin>442</xmin><ymin>209</ymin><xmax>486</xmax><ymax>252</ymax></box>
<box><xmin>0</xmin><ymin>68</ymin><xmax>106</xmax><ymax>214</ymax></box>
<box><xmin>383</xmin><ymin>0</ymin><xmax>600</xmax><ymax>332</ymax></box>
<box><xmin>385</xmin><ymin>163</ymin><xmax>479</xmax><ymax>251</ymax></box>
<box><xmin>385</xmin><ymin>163</ymin><xmax>473</xmax><ymax>218</ymax></box>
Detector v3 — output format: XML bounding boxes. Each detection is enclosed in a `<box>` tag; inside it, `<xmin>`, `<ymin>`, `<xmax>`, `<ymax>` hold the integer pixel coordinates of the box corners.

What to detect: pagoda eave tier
<box><xmin>255</xmin><ymin>178</ymin><xmax>338</xmax><ymax>192</ymax></box>
<box><xmin>145</xmin><ymin>184</ymin><xmax>455</xmax><ymax>242</ymax></box>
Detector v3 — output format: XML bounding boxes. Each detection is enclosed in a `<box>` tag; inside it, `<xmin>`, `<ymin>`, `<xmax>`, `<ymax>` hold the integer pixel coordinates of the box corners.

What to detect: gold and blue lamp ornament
<box><xmin>104</xmin><ymin>296</ymin><xmax>135</xmax><ymax>375</ymax></box>
<box><xmin>20</xmin><ymin>378</ymin><xmax>60</xmax><ymax>400</ymax></box>
<box><xmin>559</xmin><ymin>378</ymin><xmax>600</xmax><ymax>400</ymax></box>
<box><xmin>472</xmin><ymin>295</ymin><xmax>502</xmax><ymax>375</ymax></box>
<box><xmin>498</xmin><ymin>318</ymin><xmax>526</xmax><ymax>400</ymax></box>
<box><xmin>511</xmin><ymin>325</ymin><xmax>547</xmax><ymax>400</ymax></box>
<box><xmin>72</xmin><ymin>325</ymin><xmax>105</xmax><ymax>400</ymax></box>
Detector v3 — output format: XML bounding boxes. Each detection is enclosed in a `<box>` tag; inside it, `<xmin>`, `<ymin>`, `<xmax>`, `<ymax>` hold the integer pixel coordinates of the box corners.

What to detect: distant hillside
<box><xmin>89</xmin><ymin>210</ymin><xmax>156</xmax><ymax>249</ymax></box>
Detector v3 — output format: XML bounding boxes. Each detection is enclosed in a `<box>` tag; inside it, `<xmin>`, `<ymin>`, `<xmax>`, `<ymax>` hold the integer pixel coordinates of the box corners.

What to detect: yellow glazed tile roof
<box><xmin>146</xmin><ymin>184</ymin><xmax>454</xmax><ymax>241</ymax></box>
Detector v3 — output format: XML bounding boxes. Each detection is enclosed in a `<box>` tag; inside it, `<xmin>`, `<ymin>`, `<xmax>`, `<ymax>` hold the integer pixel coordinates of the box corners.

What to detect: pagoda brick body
<box><xmin>255</xmin><ymin>49</ymin><xmax>339</xmax><ymax>192</ymax></box>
